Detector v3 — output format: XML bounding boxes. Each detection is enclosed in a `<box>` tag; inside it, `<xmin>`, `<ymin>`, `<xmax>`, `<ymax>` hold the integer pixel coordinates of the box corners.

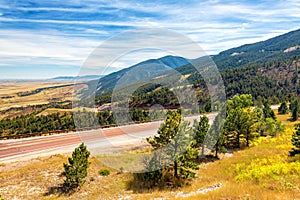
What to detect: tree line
<box><xmin>133</xmin><ymin>94</ymin><xmax>286</xmax><ymax>188</ymax></box>
<box><xmin>53</xmin><ymin>93</ymin><xmax>300</xmax><ymax>192</ymax></box>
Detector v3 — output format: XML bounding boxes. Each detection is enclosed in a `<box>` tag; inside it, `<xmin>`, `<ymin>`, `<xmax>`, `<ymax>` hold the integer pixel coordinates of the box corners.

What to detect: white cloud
<box><xmin>0</xmin><ymin>17</ymin><xmax>158</xmax><ymax>27</ymax></box>
<box><xmin>1</xmin><ymin>0</ymin><xmax>300</xmax><ymax>77</ymax></box>
<box><xmin>0</xmin><ymin>29</ymin><xmax>100</xmax><ymax>67</ymax></box>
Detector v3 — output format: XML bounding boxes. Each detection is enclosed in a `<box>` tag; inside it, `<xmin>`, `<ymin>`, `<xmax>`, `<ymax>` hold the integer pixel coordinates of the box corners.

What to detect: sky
<box><xmin>0</xmin><ymin>0</ymin><xmax>300</xmax><ymax>79</ymax></box>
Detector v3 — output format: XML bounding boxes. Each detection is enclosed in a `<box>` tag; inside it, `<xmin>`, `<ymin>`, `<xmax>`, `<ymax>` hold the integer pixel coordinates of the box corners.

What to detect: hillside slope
<box><xmin>92</xmin><ymin>28</ymin><xmax>300</xmax><ymax>96</ymax></box>
<box><xmin>213</xmin><ymin>28</ymin><xmax>300</xmax><ymax>70</ymax></box>
<box><xmin>95</xmin><ymin>55</ymin><xmax>189</xmax><ymax>95</ymax></box>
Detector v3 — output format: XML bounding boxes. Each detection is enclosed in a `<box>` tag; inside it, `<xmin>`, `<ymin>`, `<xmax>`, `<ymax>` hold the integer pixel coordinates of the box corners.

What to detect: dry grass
<box><xmin>0</xmin><ymin>111</ymin><xmax>299</xmax><ymax>199</ymax></box>
<box><xmin>0</xmin><ymin>154</ymin><xmax>132</xmax><ymax>200</ymax></box>
<box><xmin>36</xmin><ymin>108</ymin><xmax>74</xmax><ymax>116</ymax></box>
<box><xmin>0</xmin><ymin>82</ymin><xmax>87</xmax><ymax>112</ymax></box>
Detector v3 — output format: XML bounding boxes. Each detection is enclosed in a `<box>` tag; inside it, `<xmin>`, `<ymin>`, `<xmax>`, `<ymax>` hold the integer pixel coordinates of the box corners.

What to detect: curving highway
<box><xmin>0</xmin><ymin>105</ymin><xmax>279</xmax><ymax>162</ymax></box>
<box><xmin>0</xmin><ymin>114</ymin><xmax>217</xmax><ymax>162</ymax></box>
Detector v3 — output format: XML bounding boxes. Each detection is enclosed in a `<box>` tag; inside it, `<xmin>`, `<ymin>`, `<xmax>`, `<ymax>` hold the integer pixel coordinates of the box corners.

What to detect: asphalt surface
<box><xmin>0</xmin><ymin>114</ymin><xmax>217</xmax><ymax>162</ymax></box>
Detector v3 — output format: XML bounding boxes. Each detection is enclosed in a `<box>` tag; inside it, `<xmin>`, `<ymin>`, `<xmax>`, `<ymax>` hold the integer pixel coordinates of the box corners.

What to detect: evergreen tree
<box><xmin>147</xmin><ymin>110</ymin><xmax>198</xmax><ymax>179</ymax></box>
<box><xmin>224</xmin><ymin>94</ymin><xmax>253</xmax><ymax>148</ymax></box>
<box><xmin>278</xmin><ymin>102</ymin><xmax>289</xmax><ymax>114</ymax></box>
<box><xmin>291</xmin><ymin>98</ymin><xmax>300</xmax><ymax>121</ymax></box>
<box><xmin>192</xmin><ymin>115</ymin><xmax>209</xmax><ymax>158</ymax></box>
<box><xmin>63</xmin><ymin>143</ymin><xmax>90</xmax><ymax>190</ymax></box>
<box><xmin>242</xmin><ymin>107</ymin><xmax>262</xmax><ymax>147</ymax></box>
<box><xmin>290</xmin><ymin>124</ymin><xmax>300</xmax><ymax>156</ymax></box>
<box><xmin>166</xmin><ymin>120</ymin><xmax>199</xmax><ymax>178</ymax></box>
<box><xmin>262</xmin><ymin>117</ymin><xmax>285</xmax><ymax>137</ymax></box>
<box><xmin>208</xmin><ymin>109</ymin><xmax>227</xmax><ymax>158</ymax></box>
<box><xmin>263</xmin><ymin>101</ymin><xmax>276</xmax><ymax>120</ymax></box>
<box><xmin>147</xmin><ymin>110</ymin><xmax>181</xmax><ymax>149</ymax></box>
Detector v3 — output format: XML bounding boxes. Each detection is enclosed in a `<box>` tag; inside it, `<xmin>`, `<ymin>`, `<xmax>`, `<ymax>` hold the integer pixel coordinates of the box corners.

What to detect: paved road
<box><xmin>0</xmin><ymin>105</ymin><xmax>280</xmax><ymax>162</ymax></box>
<box><xmin>0</xmin><ymin>114</ymin><xmax>217</xmax><ymax>162</ymax></box>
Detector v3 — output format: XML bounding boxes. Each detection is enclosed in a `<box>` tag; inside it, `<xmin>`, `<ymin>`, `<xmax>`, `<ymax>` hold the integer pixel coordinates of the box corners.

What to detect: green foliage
<box><xmin>147</xmin><ymin>110</ymin><xmax>181</xmax><ymax>149</ymax></box>
<box><xmin>290</xmin><ymin>98</ymin><xmax>300</xmax><ymax>121</ymax></box>
<box><xmin>278</xmin><ymin>102</ymin><xmax>289</xmax><ymax>114</ymax></box>
<box><xmin>0</xmin><ymin>112</ymin><xmax>74</xmax><ymax>136</ymax></box>
<box><xmin>224</xmin><ymin>94</ymin><xmax>284</xmax><ymax>149</ymax></box>
<box><xmin>206</xmin><ymin>107</ymin><xmax>227</xmax><ymax>158</ymax></box>
<box><xmin>98</xmin><ymin>169</ymin><xmax>110</xmax><ymax>176</ymax></box>
<box><xmin>263</xmin><ymin>101</ymin><xmax>276</xmax><ymax>120</ymax></box>
<box><xmin>147</xmin><ymin>110</ymin><xmax>199</xmax><ymax>180</ymax></box>
<box><xmin>290</xmin><ymin>124</ymin><xmax>300</xmax><ymax>156</ymax></box>
<box><xmin>242</xmin><ymin>107</ymin><xmax>263</xmax><ymax>147</ymax></box>
<box><xmin>166</xmin><ymin>120</ymin><xmax>199</xmax><ymax>178</ymax></box>
<box><xmin>235</xmin><ymin>156</ymin><xmax>300</xmax><ymax>182</ymax></box>
<box><xmin>192</xmin><ymin>115</ymin><xmax>209</xmax><ymax>157</ymax></box>
<box><xmin>224</xmin><ymin>94</ymin><xmax>261</xmax><ymax>148</ymax></box>
<box><xmin>63</xmin><ymin>143</ymin><xmax>90</xmax><ymax>190</ymax></box>
<box><xmin>262</xmin><ymin>118</ymin><xmax>286</xmax><ymax>137</ymax></box>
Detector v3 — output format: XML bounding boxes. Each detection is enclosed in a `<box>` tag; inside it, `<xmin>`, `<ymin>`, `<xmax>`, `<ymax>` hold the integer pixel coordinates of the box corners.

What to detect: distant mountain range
<box><xmin>51</xmin><ymin>75</ymin><xmax>103</xmax><ymax>81</ymax></box>
<box><xmin>91</xmin><ymin>28</ymin><xmax>300</xmax><ymax>96</ymax></box>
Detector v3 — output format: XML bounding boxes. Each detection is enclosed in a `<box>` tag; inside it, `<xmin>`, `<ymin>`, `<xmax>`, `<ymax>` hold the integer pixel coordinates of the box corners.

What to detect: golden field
<box><xmin>0</xmin><ymin>81</ymin><xmax>87</xmax><ymax>119</ymax></box>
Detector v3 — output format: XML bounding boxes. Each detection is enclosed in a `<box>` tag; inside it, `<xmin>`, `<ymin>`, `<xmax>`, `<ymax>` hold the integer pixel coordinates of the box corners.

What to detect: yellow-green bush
<box><xmin>235</xmin><ymin>155</ymin><xmax>300</xmax><ymax>182</ymax></box>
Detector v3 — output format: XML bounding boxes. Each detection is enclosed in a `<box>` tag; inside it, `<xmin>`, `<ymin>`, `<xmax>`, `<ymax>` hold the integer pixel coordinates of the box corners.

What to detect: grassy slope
<box><xmin>0</xmin><ymin>82</ymin><xmax>86</xmax><ymax>112</ymax></box>
<box><xmin>0</xmin><ymin>111</ymin><xmax>299</xmax><ymax>200</ymax></box>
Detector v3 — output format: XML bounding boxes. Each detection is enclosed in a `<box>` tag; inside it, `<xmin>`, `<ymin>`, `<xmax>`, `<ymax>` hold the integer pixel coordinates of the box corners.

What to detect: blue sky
<box><xmin>0</xmin><ymin>0</ymin><xmax>299</xmax><ymax>79</ymax></box>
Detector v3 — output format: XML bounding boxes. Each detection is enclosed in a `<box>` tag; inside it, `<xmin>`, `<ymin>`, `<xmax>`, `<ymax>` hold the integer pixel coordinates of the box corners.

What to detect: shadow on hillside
<box><xmin>43</xmin><ymin>184</ymin><xmax>76</xmax><ymax>197</ymax></box>
<box><xmin>126</xmin><ymin>155</ymin><xmax>220</xmax><ymax>194</ymax></box>
<box><xmin>126</xmin><ymin>173</ymin><xmax>192</xmax><ymax>193</ymax></box>
<box><xmin>197</xmin><ymin>155</ymin><xmax>220</xmax><ymax>164</ymax></box>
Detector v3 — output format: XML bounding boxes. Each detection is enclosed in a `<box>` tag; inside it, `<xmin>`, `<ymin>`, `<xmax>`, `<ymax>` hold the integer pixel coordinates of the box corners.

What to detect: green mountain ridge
<box><xmin>95</xmin><ymin>55</ymin><xmax>189</xmax><ymax>95</ymax></box>
<box><xmin>94</xmin><ymin>28</ymin><xmax>300</xmax><ymax>94</ymax></box>
<box><xmin>92</xmin><ymin>28</ymin><xmax>300</xmax><ymax>109</ymax></box>
<box><xmin>213</xmin><ymin>28</ymin><xmax>300</xmax><ymax>70</ymax></box>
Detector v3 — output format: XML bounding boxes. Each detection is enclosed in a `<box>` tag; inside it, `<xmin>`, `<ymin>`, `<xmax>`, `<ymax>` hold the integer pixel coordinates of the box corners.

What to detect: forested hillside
<box><xmin>213</xmin><ymin>28</ymin><xmax>300</xmax><ymax>70</ymax></box>
<box><xmin>93</xmin><ymin>28</ymin><xmax>300</xmax><ymax>96</ymax></box>
<box><xmin>95</xmin><ymin>55</ymin><xmax>300</xmax><ymax>111</ymax></box>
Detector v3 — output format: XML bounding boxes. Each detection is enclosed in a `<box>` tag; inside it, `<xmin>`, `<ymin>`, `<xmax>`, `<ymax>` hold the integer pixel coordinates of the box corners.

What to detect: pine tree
<box><xmin>242</xmin><ymin>107</ymin><xmax>262</xmax><ymax>147</ymax></box>
<box><xmin>224</xmin><ymin>94</ymin><xmax>253</xmax><ymax>148</ymax></box>
<box><xmin>291</xmin><ymin>98</ymin><xmax>300</xmax><ymax>121</ymax></box>
<box><xmin>147</xmin><ymin>110</ymin><xmax>181</xmax><ymax>149</ymax></box>
<box><xmin>206</xmin><ymin>107</ymin><xmax>226</xmax><ymax>158</ymax></box>
<box><xmin>166</xmin><ymin>120</ymin><xmax>199</xmax><ymax>178</ymax></box>
<box><xmin>192</xmin><ymin>115</ymin><xmax>209</xmax><ymax>158</ymax></box>
<box><xmin>63</xmin><ymin>143</ymin><xmax>90</xmax><ymax>190</ymax></box>
<box><xmin>278</xmin><ymin>102</ymin><xmax>288</xmax><ymax>114</ymax></box>
<box><xmin>263</xmin><ymin>101</ymin><xmax>276</xmax><ymax>120</ymax></box>
<box><xmin>147</xmin><ymin>110</ymin><xmax>198</xmax><ymax>179</ymax></box>
<box><xmin>290</xmin><ymin>124</ymin><xmax>300</xmax><ymax>156</ymax></box>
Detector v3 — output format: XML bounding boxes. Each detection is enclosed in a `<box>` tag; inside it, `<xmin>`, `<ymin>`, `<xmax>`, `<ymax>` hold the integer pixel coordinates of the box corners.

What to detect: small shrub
<box><xmin>99</xmin><ymin>169</ymin><xmax>110</xmax><ymax>176</ymax></box>
<box><xmin>90</xmin><ymin>177</ymin><xmax>95</xmax><ymax>181</ymax></box>
<box><xmin>119</xmin><ymin>167</ymin><xmax>124</xmax><ymax>173</ymax></box>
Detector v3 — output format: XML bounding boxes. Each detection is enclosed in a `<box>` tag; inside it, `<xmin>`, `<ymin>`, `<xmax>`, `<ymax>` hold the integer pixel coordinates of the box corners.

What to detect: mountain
<box><xmin>95</xmin><ymin>55</ymin><xmax>189</xmax><ymax>94</ymax></box>
<box><xmin>89</xmin><ymin>30</ymin><xmax>300</xmax><ymax>110</ymax></box>
<box><xmin>90</xmin><ymin>28</ymin><xmax>300</xmax><ymax>108</ymax></box>
<box><xmin>212</xmin><ymin>28</ymin><xmax>300</xmax><ymax>70</ymax></box>
<box><xmin>51</xmin><ymin>75</ymin><xmax>103</xmax><ymax>81</ymax></box>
